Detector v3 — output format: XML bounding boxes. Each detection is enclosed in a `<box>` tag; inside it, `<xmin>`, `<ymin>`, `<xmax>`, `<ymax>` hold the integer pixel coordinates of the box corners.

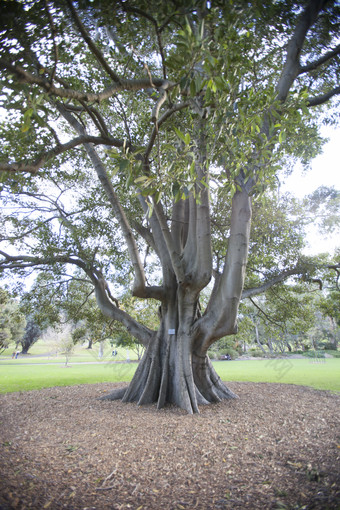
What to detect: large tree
<box><xmin>0</xmin><ymin>0</ymin><xmax>339</xmax><ymax>412</ymax></box>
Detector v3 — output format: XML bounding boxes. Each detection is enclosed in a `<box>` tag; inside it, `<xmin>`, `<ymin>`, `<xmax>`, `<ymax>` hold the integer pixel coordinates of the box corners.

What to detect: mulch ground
<box><xmin>0</xmin><ymin>382</ymin><xmax>339</xmax><ymax>510</ymax></box>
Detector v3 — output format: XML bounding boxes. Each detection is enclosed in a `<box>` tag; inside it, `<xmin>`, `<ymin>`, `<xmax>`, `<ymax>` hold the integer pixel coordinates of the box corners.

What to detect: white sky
<box><xmin>282</xmin><ymin>126</ymin><xmax>339</xmax><ymax>256</ymax></box>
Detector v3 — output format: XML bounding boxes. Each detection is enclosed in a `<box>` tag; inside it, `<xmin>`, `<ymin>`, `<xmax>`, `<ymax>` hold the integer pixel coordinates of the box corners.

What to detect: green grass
<box><xmin>0</xmin><ymin>341</ymin><xmax>138</xmax><ymax>364</ymax></box>
<box><xmin>214</xmin><ymin>358</ymin><xmax>340</xmax><ymax>392</ymax></box>
<box><xmin>0</xmin><ymin>357</ymin><xmax>339</xmax><ymax>394</ymax></box>
<box><xmin>0</xmin><ymin>353</ymin><xmax>128</xmax><ymax>364</ymax></box>
<box><xmin>0</xmin><ymin>362</ymin><xmax>138</xmax><ymax>393</ymax></box>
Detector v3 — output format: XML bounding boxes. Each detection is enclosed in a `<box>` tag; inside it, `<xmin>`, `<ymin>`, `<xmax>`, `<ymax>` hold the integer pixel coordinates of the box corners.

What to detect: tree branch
<box><xmin>0</xmin><ymin>135</ymin><xmax>130</xmax><ymax>174</ymax></box>
<box><xmin>299</xmin><ymin>44</ymin><xmax>340</xmax><ymax>75</ymax></box>
<box><xmin>249</xmin><ymin>297</ymin><xmax>284</xmax><ymax>330</ymax></box>
<box><xmin>276</xmin><ymin>0</ymin><xmax>328</xmax><ymax>102</ymax></box>
<box><xmin>55</xmin><ymin>102</ymin><xmax>165</xmax><ymax>301</ymax></box>
<box><xmin>0</xmin><ymin>250</ymin><xmax>91</xmax><ymax>276</ymax></box>
<box><xmin>242</xmin><ymin>268</ymin><xmax>302</xmax><ymax>299</ymax></box>
<box><xmin>94</xmin><ymin>277</ymin><xmax>153</xmax><ymax>346</ymax></box>
<box><xmin>145</xmin><ymin>101</ymin><xmax>190</xmax><ymax>158</ymax></box>
<box><xmin>307</xmin><ymin>86</ymin><xmax>340</xmax><ymax>106</ymax></box>
<box><xmin>119</xmin><ymin>3</ymin><xmax>168</xmax><ymax>79</ymax></box>
<box><xmin>0</xmin><ymin>250</ymin><xmax>154</xmax><ymax>346</ymax></box>
<box><xmin>0</xmin><ymin>59</ymin><xmax>168</xmax><ymax>103</ymax></box>
<box><xmin>136</xmin><ymin>194</ymin><xmax>174</xmax><ymax>281</ymax></box>
<box><xmin>130</xmin><ymin>219</ymin><xmax>157</xmax><ymax>254</ymax></box>
<box><xmin>44</xmin><ymin>0</ymin><xmax>59</xmax><ymax>82</ymax></box>
<box><xmin>195</xmin><ymin>189</ymin><xmax>252</xmax><ymax>353</ymax></box>
<box><xmin>153</xmin><ymin>201</ymin><xmax>186</xmax><ymax>282</ymax></box>
<box><xmin>65</xmin><ymin>0</ymin><xmax>122</xmax><ymax>85</ymax></box>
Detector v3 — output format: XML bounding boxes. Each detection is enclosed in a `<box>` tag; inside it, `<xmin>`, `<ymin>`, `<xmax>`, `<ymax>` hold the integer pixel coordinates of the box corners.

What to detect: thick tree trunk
<box><xmin>100</xmin><ymin>305</ymin><xmax>237</xmax><ymax>414</ymax></box>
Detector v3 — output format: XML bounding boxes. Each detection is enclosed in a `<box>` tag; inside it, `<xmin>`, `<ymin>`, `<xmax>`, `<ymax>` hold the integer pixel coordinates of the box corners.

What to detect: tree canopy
<box><xmin>0</xmin><ymin>0</ymin><xmax>339</xmax><ymax>412</ymax></box>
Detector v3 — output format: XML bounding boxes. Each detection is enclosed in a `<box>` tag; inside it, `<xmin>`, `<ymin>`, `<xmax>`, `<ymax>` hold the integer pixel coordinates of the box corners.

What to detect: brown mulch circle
<box><xmin>0</xmin><ymin>382</ymin><xmax>339</xmax><ymax>510</ymax></box>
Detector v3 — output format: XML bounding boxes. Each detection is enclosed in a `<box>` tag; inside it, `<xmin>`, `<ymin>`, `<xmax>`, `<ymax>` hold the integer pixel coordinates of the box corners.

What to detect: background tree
<box><xmin>319</xmin><ymin>291</ymin><xmax>340</xmax><ymax>349</ymax></box>
<box><xmin>20</xmin><ymin>317</ymin><xmax>42</xmax><ymax>354</ymax></box>
<box><xmin>0</xmin><ymin>0</ymin><xmax>339</xmax><ymax>412</ymax></box>
<box><xmin>114</xmin><ymin>293</ymin><xmax>159</xmax><ymax>360</ymax></box>
<box><xmin>0</xmin><ymin>288</ymin><xmax>26</xmax><ymax>353</ymax></box>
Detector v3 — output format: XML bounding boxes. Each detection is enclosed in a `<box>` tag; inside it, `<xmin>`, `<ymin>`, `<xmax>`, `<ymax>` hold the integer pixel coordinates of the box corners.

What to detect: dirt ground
<box><xmin>0</xmin><ymin>382</ymin><xmax>339</xmax><ymax>510</ymax></box>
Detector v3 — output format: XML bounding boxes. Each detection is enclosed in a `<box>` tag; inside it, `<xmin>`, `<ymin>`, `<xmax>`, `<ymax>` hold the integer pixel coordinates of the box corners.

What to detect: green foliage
<box><xmin>319</xmin><ymin>291</ymin><xmax>340</xmax><ymax>327</ymax></box>
<box><xmin>0</xmin><ymin>288</ymin><xmax>26</xmax><ymax>353</ymax></box>
<box><xmin>248</xmin><ymin>349</ymin><xmax>265</xmax><ymax>358</ymax></box>
<box><xmin>302</xmin><ymin>350</ymin><xmax>326</xmax><ymax>359</ymax></box>
<box><xmin>326</xmin><ymin>350</ymin><xmax>340</xmax><ymax>358</ymax></box>
<box><xmin>304</xmin><ymin>187</ymin><xmax>340</xmax><ymax>234</ymax></box>
<box><xmin>0</xmin><ymin>0</ymin><xmax>339</xmax><ymax>356</ymax></box>
<box><xmin>20</xmin><ymin>317</ymin><xmax>41</xmax><ymax>354</ymax></box>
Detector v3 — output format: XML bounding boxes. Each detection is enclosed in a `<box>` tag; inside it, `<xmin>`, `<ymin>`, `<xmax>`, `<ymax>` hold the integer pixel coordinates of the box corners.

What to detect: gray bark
<box><xmin>101</xmin><ymin>305</ymin><xmax>238</xmax><ymax>414</ymax></box>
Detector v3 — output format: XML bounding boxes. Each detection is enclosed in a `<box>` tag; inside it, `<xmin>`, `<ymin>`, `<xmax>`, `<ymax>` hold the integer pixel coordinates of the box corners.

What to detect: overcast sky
<box><xmin>282</xmin><ymin>126</ymin><xmax>339</xmax><ymax>255</ymax></box>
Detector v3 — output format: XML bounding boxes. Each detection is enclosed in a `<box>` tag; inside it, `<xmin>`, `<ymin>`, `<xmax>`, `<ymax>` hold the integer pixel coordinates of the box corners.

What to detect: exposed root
<box><xmin>98</xmin><ymin>386</ymin><xmax>128</xmax><ymax>401</ymax></box>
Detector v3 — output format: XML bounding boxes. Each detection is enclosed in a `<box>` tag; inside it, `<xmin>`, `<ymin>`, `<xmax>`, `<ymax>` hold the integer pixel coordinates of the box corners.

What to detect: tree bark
<box><xmin>101</xmin><ymin>298</ymin><xmax>237</xmax><ymax>413</ymax></box>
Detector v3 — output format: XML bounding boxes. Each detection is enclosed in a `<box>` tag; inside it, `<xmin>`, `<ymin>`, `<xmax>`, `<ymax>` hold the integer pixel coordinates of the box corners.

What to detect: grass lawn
<box><xmin>0</xmin><ymin>361</ymin><xmax>138</xmax><ymax>393</ymax></box>
<box><xmin>214</xmin><ymin>358</ymin><xmax>340</xmax><ymax>392</ymax></box>
<box><xmin>0</xmin><ymin>340</ymin><xmax>138</xmax><ymax>364</ymax></box>
<box><xmin>0</xmin><ymin>357</ymin><xmax>339</xmax><ymax>394</ymax></box>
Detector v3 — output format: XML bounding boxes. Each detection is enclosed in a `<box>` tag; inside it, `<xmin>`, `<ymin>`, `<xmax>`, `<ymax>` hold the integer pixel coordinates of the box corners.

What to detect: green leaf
<box><xmin>119</xmin><ymin>159</ymin><xmax>130</xmax><ymax>172</ymax></box>
<box><xmin>172</xmin><ymin>181</ymin><xmax>180</xmax><ymax>197</ymax></box>
<box><xmin>154</xmin><ymin>190</ymin><xmax>162</xmax><ymax>203</ymax></box>
<box><xmin>174</xmin><ymin>127</ymin><xmax>186</xmax><ymax>143</ymax></box>
<box><xmin>134</xmin><ymin>176</ymin><xmax>148</xmax><ymax>184</ymax></box>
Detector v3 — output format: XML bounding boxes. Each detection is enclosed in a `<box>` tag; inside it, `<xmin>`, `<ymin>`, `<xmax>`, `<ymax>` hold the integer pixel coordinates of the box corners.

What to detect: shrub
<box><xmin>325</xmin><ymin>350</ymin><xmax>340</xmax><ymax>358</ymax></box>
<box><xmin>322</xmin><ymin>342</ymin><xmax>338</xmax><ymax>351</ymax></box>
<box><xmin>303</xmin><ymin>350</ymin><xmax>325</xmax><ymax>359</ymax></box>
<box><xmin>208</xmin><ymin>350</ymin><xmax>220</xmax><ymax>360</ymax></box>
<box><xmin>250</xmin><ymin>349</ymin><xmax>266</xmax><ymax>357</ymax></box>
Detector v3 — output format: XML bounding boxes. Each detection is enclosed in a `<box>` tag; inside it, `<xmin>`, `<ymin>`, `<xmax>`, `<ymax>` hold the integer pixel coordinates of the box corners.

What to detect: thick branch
<box><xmin>56</xmin><ymin>103</ymin><xmax>164</xmax><ymax>301</ymax></box>
<box><xmin>0</xmin><ymin>248</ymin><xmax>154</xmax><ymax>346</ymax></box>
<box><xmin>94</xmin><ymin>277</ymin><xmax>153</xmax><ymax>346</ymax></box>
<box><xmin>307</xmin><ymin>86</ymin><xmax>340</xmax><ymax>106</ymax></box>
<box><xmin>0</xmin><ymin>250</ymin><xmax>93</xmax><ymax>278</ymax></box>
<box><xmin>153</xmin><ymin>201</ymin><xmax>186</xmax><ymax>282</ymax></box>
<box><xmin>136</xmin><ymin>194</ymin><xmax>174</xmax><ymax>284</ymax></box>
<box><xmin>0</xmin><ymin>135</ymin><xmax>131</xmax><ymax>174</ymax></box>
<box><xmin>190</xmin><ymin>119</ymin><xmax>212</xmax><ymax>289</ymax></box>
<box><xmin>0</xmin><ymin>59</ymin><xmax>168</xmax><ymax>103</ymax></box>
<box><xmin>276</xmin><ymin>0</ymin><xmax>328</xmax><ymax>102</ymax></box>
<box><xmin>195</xmin><ymin>189</ymin><xmax>252</xmax><ymax>353</ymax></box>
<box><xmin>242</xmin><ymin>268</ymin><xmax>302</xmax><ymax>299</ymax></box>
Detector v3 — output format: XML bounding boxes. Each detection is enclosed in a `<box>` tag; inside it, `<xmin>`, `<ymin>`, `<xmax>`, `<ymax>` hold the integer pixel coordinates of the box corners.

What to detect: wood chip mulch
<box><xmin>0</xmin><ymin>382</ymin><xmax>339</xmax><ymax>510</ymax></box>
